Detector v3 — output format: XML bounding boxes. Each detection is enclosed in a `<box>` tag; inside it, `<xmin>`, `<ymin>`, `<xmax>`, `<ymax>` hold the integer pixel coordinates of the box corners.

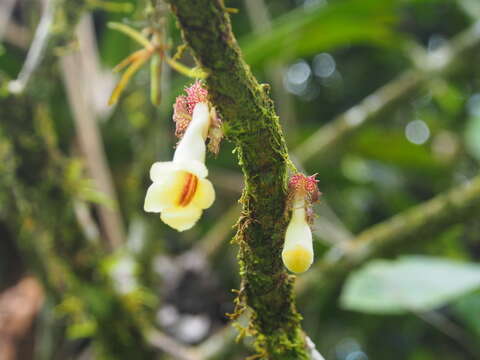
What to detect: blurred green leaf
<box><xmin>465</xmin><ymin>115</ymin><xmax>480</xmax><ymax>161</ymax></box>
<box><xmin>241</xmin><ymin>0</ymin><xmax>401</xmax><ymax>67</ymax></box>
<box><xmin>350</xmin><ymin>128</ymin><xmax>446</xmax><ymax>174</ymax></box>
<box><xmin>67</xmin><ymin>320</ymin><xmax>97</xmax><ymax>339</ymax></box>
<box><xmin>453</xmin><ymin>291</ymin><xmax>480</xmax><ymax>337</ymax></box>
<box><xmin>453</xmin><ymin>290</ymin><xmax>480</xmax><ymax>338</ymax></box>
<box><xmin>430</xmin><ymin>80</ymin><xmax>464</xmax><ymax>116</ymax></box>
<box><xmin>341</xmin><ymin>256</ymin><xmax>480</xmax><ymax>314</ymax></box>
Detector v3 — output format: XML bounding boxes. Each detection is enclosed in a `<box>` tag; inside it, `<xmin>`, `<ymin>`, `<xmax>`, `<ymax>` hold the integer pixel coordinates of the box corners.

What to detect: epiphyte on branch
<box><xmin>144</xmin><ymin>82</ymin><xmax>221</xmax><ymax>231</ymax></box>
<box><xmin>282</xmin><ymin>173</ymin><xmax>321</xmax><ymax>273</ymax></box>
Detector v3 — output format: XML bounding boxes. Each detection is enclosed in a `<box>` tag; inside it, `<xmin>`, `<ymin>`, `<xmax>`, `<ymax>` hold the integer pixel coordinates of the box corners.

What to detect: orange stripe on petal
<box><xmin>178</xmin><ymin>173</ymin><xmax>198</xmax><ymax>207</ymax></box>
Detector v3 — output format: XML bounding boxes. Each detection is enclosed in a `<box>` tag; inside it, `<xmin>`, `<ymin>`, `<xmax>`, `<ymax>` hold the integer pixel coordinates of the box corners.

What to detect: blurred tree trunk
<box><xmin>0</xmin><ymin>2</ymin><xmax>155</xmax><ymax>359</ymax></box>
<box><xmin>0</xmin><ymin>277</ymin><xmax>43</xmax><ymax>360</ymax></box>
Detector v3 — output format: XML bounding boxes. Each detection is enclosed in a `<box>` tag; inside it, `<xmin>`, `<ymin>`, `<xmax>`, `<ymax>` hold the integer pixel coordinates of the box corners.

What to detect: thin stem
<box><xmin>108</xmin><ymin>22</ymin><xmax>153</xmax><ymax>49</ymax></box>
<box><xmin>164</xmin><ymin>56</ymin><xmax>207</xmax><ymax>79</ymax></box>
<box><xmin>8</xmin><ymin>0</ymin><xmax>55</xmax><ymax>94</ymax></box>
<box><xmin>60</xmin><ymin>48</ymin><xmax>126</xmax><ymax>250</ymax></box>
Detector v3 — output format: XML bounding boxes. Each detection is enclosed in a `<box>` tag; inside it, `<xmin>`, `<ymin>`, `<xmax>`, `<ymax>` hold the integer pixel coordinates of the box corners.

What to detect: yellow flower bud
<box><xmin>282</xmin><ymin>198</ymin><xmax>314</xmax><ymax>274</ymax></box>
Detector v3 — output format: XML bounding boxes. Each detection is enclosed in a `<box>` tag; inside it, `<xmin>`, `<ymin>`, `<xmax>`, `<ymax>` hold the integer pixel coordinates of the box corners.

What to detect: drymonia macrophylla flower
<box><xmin>144</xmin><ymin>81</ymin><xmax>221</xmax><ymax>231</ymax></box>
<box><xmin>282</xmin><ymin>173</ymin><xmax>321</xmax><ymax>274</ymax></box>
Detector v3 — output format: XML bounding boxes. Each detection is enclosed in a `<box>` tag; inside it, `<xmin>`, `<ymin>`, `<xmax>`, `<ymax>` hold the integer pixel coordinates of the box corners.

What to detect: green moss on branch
<box><xmin>162</xmin><ymin>0</ymin><xmax>308</xmax><ymax>358</ymax></box>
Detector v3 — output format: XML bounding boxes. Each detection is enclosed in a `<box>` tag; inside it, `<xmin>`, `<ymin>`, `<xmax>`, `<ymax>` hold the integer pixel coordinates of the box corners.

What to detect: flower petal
<box><xmin>144</xmin><ymin>171</ymin><xmax>186</xmax><ymax>212</ymax></box>
<box><xmin>150</xmin><ymin>161</ymin><xmax>176</xmax><ymax>182</ymax></box>
<box><xmin>160</xmin><ymin>206</ymin><xmax>202</xmax><ymax>232</ymax></box>
<box><xmin>144</xmin><ymin>183</ymin><xmax>170</xmax><ymax>212</ymax></box>
<box><xmin>282</xmin><ymin>208</ymin><xmax>314</xmax><ymax>273</ymax></box>
<box><xmin>192</xmin><ymin>178</ymin><xmax>215</xmax><ymax>209</ymax></box>
<box><xmin>174</xmin><ymin>159</ymin><xmax>208</xmax><ymax>178</ymax></box>
<box><xmin>282</xmin><ymin>244</ymin><xmax>313</xmax><ymax>274</ymax></box>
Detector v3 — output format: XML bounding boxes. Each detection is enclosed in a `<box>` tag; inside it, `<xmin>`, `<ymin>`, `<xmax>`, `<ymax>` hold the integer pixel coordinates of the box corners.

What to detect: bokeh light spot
<box><xmin>405</xmin><ymin>119</ymin><xmax>430</xmax><ymax>145</ymax></box>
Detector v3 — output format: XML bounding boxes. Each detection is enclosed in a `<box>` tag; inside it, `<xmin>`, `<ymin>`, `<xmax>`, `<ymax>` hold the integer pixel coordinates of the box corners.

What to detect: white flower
<box><xmin>282</xmin><ymin>196</ymin><xmax>314</xmax><ymax>274</ymax></box>
<box><xmin>144</xmin><ymin>102</ymin><xmax>215</xmax><ymax>231</ymax></box>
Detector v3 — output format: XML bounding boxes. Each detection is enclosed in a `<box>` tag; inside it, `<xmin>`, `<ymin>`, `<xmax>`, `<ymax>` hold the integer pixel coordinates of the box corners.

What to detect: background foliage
<box><xmin>1</xmin><ymin>0</ymin><xmax>480</xmax><ymax>359</ymax></box>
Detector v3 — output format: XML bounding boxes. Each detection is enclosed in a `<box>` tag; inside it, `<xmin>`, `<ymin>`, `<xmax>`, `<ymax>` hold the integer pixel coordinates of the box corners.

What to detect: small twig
<box><xmin>9</xmin><ymin>0</ymin><xmax>55</xmax><ymax>94</ymax></box>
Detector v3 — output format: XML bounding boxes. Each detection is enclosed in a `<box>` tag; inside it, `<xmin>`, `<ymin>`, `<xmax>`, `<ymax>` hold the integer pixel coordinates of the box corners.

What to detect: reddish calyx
<box><xmin>173</xmin><ymin>80</ymin><xmax>209</xmax><ymax>138</ymax></box>
<box><xmin>289</xmin><ymin>173</ymin><xmax>321</xmax><ymax>203</ymax></box>
<box><xmin>173</xmin><ymin>80</ymin><xmax>223</xmax><ymax>154</ymax></box>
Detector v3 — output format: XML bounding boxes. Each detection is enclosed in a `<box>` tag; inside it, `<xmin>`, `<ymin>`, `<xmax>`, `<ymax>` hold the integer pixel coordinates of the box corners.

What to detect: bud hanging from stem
<box><xmin>282</xmin><ymin>173</ymin><xmax>321</xmax><ymax>274</ymax></box>
<box><xmin>173</xmin><ymin>80</ymin><xmax>223</xmax><ymax>155</ymax></box>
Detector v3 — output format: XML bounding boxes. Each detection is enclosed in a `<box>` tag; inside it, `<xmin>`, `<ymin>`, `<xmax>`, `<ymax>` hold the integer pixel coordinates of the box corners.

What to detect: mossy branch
<box><xmin>162</xmin><ymin>0</ymin><xmax>308</xmax><ymax>358</ymax></box>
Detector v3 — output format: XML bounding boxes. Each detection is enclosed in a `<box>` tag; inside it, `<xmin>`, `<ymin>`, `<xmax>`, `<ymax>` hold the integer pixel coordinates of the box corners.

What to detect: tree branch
<box><xmin>163</xmin><ymin>0</ymin><xmax>308</xmax><ymax>358</ymax></box>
